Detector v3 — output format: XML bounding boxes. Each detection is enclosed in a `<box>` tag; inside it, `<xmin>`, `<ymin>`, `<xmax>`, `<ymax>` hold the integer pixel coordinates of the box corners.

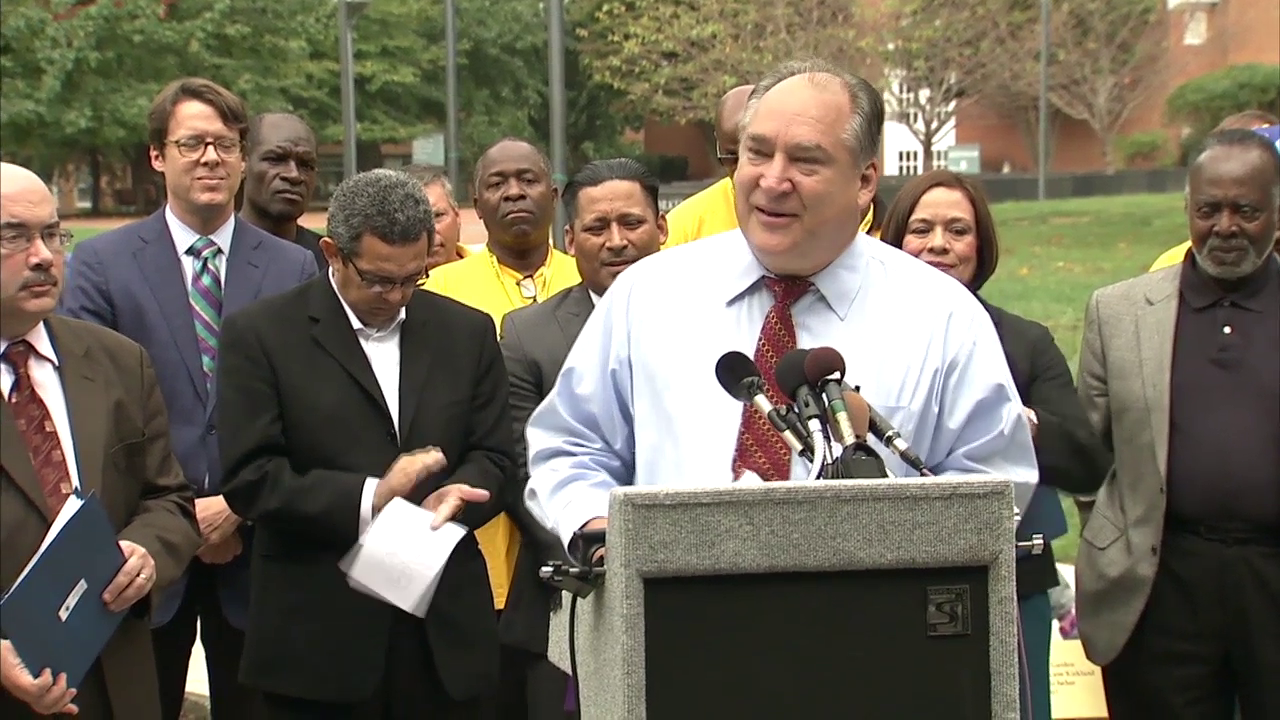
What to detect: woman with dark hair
<box><xmin>880</xmin><ymin>169</ymin><xmax>1109</xmax><ymax>720</ymax></box>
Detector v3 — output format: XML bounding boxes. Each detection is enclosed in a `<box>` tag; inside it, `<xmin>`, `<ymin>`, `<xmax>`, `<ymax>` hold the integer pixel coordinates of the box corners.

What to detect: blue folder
<box><xmin>0</xmin><ymin>493</ymin><xmax>126</xmax><ymax>688</ymax></box>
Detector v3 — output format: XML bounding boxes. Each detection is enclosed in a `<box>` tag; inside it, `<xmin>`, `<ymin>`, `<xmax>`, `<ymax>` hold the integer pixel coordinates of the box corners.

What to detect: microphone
<box><xmin>776</xmin><ymin>350</ymin><xmax>834</xmax><ymax>478</ymax></box>
<box><xmin>845</xmin><ymin>391</ymin><xmax>871</xmax><ymax>441</ymax></box>
<box><xmin>715</xmin><ymin>351</ymin><xmax>812</xmax><ymax>461</ymax></box>
<box><xmin>775</xmin><ymin>350</ymin><xmax>825</xmax><ymax>429</ymax></box>
<box><xmin>803</xmin><ymin>346</ymin><xmax>855</xmax><ymax>446</ymax></box>
<box><xmin>843</xmin><ymin>388</ymin><xmax>933</xmax><ymax>476</ymax></box>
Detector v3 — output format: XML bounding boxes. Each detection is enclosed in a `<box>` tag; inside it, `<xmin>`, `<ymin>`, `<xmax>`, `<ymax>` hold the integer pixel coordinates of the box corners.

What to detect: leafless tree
<box><xmin>1043</xmin><ymin>0</ymin><xmax>1170</xmax><ymax>170</ymax></box>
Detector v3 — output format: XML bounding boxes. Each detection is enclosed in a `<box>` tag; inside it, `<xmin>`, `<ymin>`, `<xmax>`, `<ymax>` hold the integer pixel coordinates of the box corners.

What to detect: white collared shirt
<box><xmin>525</xmin><ymin>230</ymin><xmax>1038</xmax><ymax>547</ymax></box>
<box><xmin>589</xmin><ymin>289</ymin><xmax>602</xmax><ymax>306</ymax></box>
<box><xmin>1</xmin><ymin>322</ymin><xmax>83</xmax><ymax>492</ymax></box>
<box><xmin>327</xmin><ymin>269</ymin><xmax>408</xmax><ymax>534</ymax></box>
<box><xmin>167</xmin><ymin>205</ymin><xmax>235</xmax><ymax>493</ymax></box>
<box><xmin>165</xmin><ymin>205</ymin><xmax>234</xmax><ymax>284</ymax></box>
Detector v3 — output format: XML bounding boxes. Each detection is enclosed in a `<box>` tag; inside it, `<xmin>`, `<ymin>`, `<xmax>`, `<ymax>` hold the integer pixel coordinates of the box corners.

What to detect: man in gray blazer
<box><xmin>58</xmin><ymin>78</ymin><xmax>318</xmax><ymax>720</ymax></box>
<box><xmin>497</xmin><ymin>159</ymin><xmax>666</xmax><ymax>719</ymax></box>
<box><xmin>1074</xmin><ymin>128</ymin><xmax>1280</xmax><ymax>720</ymax></box>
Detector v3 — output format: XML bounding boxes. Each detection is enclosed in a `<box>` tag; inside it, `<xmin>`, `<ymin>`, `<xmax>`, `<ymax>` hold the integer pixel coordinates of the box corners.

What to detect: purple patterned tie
<box><xmin>187</xmin><ymin>236</ymin><xmax>223</xmax><ymax>387</ymax></box>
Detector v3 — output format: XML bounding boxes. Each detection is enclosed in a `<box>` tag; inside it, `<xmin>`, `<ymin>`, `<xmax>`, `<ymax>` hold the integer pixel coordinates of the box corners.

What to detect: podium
<box><xmin>546</xmin><ymin>476</ymin><xmax>1021</xmax><ymax>719</ymax></box>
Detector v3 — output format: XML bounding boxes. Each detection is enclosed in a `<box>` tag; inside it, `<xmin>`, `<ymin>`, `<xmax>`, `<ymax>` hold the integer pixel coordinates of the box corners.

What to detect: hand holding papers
<box><xmin>339</xmin><ymin>498</ymin><xmax>469</xmax><ymax>617</ymax></box>
<box><xmin>0</xmin><ymin>493</ymin><xmax>126</xmax><ymax>690</ymax></box>
<box><xmin>0</xmin><ymin>640</ymin><xmax>79</xmax><ymax>717</ymax></box>
<box><xmin>421</xmin><ymin>483</ymin><xmax>491</xmax><ymax>529</ymax></box>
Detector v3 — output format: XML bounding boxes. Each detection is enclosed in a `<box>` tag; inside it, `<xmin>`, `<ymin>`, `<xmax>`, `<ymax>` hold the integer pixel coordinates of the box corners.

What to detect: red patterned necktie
<box><xmin>731</xmin><ymin>276</ymin><xmax>812</xmax><ymax>482</ymax></box>
<box><xmin>3</xmin><ymin>340</ymin><xmax>74</xmax><ymax>517</ymax></box>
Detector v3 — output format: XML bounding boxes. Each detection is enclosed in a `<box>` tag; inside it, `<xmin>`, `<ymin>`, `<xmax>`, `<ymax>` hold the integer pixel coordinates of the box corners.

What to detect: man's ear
<box><xmin>564</xmin><ymin>226</ymin><xmax>576</xmax><ymax>256</ymax></box>
<box><xmin>319</xmin><ymin>236</ymin><xmax>342</xmax><ymax>270</ymax></box>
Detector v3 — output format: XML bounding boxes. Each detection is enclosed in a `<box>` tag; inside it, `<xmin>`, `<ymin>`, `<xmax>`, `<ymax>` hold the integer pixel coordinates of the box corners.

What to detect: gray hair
<box><xmin>1191</xmin><ymin>127</ymin><xmax>1280</xmax><ymax>210</ymax></box>
<box><xmin>740</xmin><ymin>59</ymin><xmax>884</xmax><ymax>166</ymax></box>
<box><xmin>327</xmin><ymin>169</ymin><xmax>436</xmax><ymax>256</ymax></box>
<box><xmin>401</xmin><ymin>164</ymin><xmax>458</xmax><ymax>210</ymax></box>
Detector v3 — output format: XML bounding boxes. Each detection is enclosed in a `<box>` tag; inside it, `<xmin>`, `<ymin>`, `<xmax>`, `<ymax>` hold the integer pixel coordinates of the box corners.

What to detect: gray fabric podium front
<box><xmin>546</xmin><ymin>477</ymin><xmax>1020</xmax><ymax>719</ymax></box>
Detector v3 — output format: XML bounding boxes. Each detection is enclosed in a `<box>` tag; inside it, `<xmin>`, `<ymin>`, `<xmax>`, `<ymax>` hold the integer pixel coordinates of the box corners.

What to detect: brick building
<box><xmin>642</xmin><ymin>0</ymin><xmax>1277</xmax><ymax>179</ymax></box>
<box><xmin>957</xmin><ymin>0</ymin><xmax>1280</xmax><ymax>172</ymax></box>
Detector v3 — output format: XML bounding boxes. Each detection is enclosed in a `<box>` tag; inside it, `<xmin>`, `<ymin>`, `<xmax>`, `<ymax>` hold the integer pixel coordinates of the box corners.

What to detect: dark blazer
<box><xmin>217</xmin><ymin>278</ymin><xmax>515</xmax><ymax>703</ymax></box>
<box><xmin>1</xmin><ymin>317</ymin><xmax>202</xmax><ymax>720</ymax></box>
<box><xmin>984</xmin><ymin>301</ymin><xmax>1109</xmax><ymax>595</ymax></box>
<box><xmin>497</xmin><ymin>283</ymin><xmax>593</xmax><ymax>653</ymax></box>
<box><xmin>294</xmin><ymin>226</ymin><xmax>329</xmax><ymax>272</ymax></box>
<box><xmin>57</xmin><ymin>210</ymin><xmax>318</xmax><ymax>629</ymax></box>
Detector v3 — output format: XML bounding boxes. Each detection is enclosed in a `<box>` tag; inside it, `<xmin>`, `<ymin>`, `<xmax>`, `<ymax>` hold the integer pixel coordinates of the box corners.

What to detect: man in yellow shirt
<box><xmin>419</xmin><ymin>137</ymin><xmax>579</xmax><ymax>713</ymax></box>
<box><xmin>1149</xmin><ymin>110</ymin><xmax>1279</xmax><ymax>271</ymax></box>
<box><xmin>664</xmin><ymin>85</ymin><xmax>754</xmax><ymax>248</ymax></box>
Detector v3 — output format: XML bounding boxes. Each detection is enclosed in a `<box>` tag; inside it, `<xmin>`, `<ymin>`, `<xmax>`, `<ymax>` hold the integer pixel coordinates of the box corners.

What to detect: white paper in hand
<box><xmin>338</xmin><ymin>498</ymin><xmax>468</xmax><ymax>617</ymax></box>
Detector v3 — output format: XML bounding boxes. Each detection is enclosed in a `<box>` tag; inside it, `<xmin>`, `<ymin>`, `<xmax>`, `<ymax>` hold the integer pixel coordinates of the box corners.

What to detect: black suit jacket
<box><xmin>217</xmin><ymin>278</ymin><xmax>516</xmax><ymax>703</ymax></box>
<box><xmin>497</xmin><ymin>284</ymin><xmax>593</xmax><ymax>654</ymax></box>
<box><xmin>984</xmin><ymin>300</ymin><xmax>1109</xmax><ymax>595</ymax></box>
<box><xmin>295</xmin><ymin>226</ymin><xmax>329</xmax><ymax>272</ymax></box>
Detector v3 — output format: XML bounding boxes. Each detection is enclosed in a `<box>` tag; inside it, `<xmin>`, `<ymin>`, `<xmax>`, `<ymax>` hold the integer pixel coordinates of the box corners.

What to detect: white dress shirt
<box><xmin>166</xmin><ymin>205</ymin><xmax>234</xmax><ymax>493</ymax></box>
<box><xmin>1</xmin><ymin>322</ymin><xmax>83</xmax><ymax>492</ymax></box>
<box><xmin>165</xmin><ymin>205</ymin><xmax>234</xmax><ymax>284</ymax></box>
<box><xmin>524</xmin><ymin>229</ymin><xmax>1039</xmax><ymax>547</ymax></box>
<box><xmin>326</xmin><ymin>269</ymin><xmax>408</xmax><ymax>534</ymax></box>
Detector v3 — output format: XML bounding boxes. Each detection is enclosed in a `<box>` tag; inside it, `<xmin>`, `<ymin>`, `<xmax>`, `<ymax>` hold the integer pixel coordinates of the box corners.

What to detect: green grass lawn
<box><xmin>983</xmin><ymin>192</ymin><xmax>1186</xmax><ymax>563</ymax></box>
<box><xmin>66</xmin><ymin>226</ymin><xmax>105</xmax><ymax>243</ymax></box>
<box><xmin>66</xmin><ymin>193</ymin><xmax>1188</xmax><ymax>563</ymax></box>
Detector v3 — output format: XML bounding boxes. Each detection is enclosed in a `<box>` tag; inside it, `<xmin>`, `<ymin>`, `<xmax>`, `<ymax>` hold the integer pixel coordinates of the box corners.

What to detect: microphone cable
<box><xmin>569</xmin><ymin>593</ymin><xmax>582</xmax><ymax>713</ymax></box>
<box><xmin>805</xmin><ymin>427</ymin><xmax>826</xmax><ymax>482</ymax></box>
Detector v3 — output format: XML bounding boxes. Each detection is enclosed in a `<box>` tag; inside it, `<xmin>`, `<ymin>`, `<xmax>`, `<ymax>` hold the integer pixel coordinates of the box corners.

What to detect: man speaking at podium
<box><xmin>523</xmin><ymin>60</ymin><xmax>1037</xmax><ymax>550</ymax></box>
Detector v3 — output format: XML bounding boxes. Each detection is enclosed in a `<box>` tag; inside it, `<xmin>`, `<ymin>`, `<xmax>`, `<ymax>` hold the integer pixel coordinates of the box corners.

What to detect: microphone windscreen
<box><xmin>774</xmin><ymin>349</ymin><xmax>811</xmax><ymax>401</ymax></box>
<box><xmin>716</xmin><ymin>351</ymin><xmax>762</xmax><ymax>401</ymax></box>
<box><xmin>803</xmin><ymin>346</ymin><xmax>846</xmax><ymax>385</ymax></box>
<box><xmin>842</xmin><ymin>389</ymin><xmax>872</xmax><ymax>440</ymax></box>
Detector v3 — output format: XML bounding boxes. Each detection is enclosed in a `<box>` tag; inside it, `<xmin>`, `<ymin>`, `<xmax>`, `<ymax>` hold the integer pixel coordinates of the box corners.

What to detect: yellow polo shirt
<box><xmin>420</xmin><ymin>245</ymin><xmax>580</xmax><ymax>609</ymax></box>
<box><xmin>1150</xmin><ymin>241</ymin><xmax>1190</xmax><ymax>271</ymax></box>
<box><xmin>664</xmin><ymin>177</ymin><xmax>738</xmax><ymax>248</ymax></box>
<box><xmin>665</xmin><ymin>176</ymin><xmax>875</xmax><ymax>247</ymax></box>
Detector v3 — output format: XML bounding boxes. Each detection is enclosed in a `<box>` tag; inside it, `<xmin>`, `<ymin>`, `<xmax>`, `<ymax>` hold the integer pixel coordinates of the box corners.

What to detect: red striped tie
<box><xmin>731</xmin><ymin>277</ymin><xmax>812</xmax><ymax>482</ymax></box>
<box><xmin>3</xmin><ymin>340</ymin><xmax>73</xmax><ymax>517</ymax></box>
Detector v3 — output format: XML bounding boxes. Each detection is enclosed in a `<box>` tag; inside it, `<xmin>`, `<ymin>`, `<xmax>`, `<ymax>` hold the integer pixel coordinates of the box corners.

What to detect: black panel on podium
<box><xmin>643</xmin><ymin>566</ymin><xmax>992</xmax><ymax>718</ymax></box>
<box><xmin>543</xmin><ymin>480</ymin><xmax>1024</xmax><ymax>718</ymax></box>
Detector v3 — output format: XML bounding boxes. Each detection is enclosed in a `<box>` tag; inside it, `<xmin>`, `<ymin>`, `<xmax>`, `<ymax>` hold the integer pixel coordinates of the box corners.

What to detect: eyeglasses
<box><xmin>716</xmin><ymin>143</ymin><xmax>739</xmax><ymax>171</ymax></box>
<box><xmin>516</xmin><ymin>276</ymin><xmax>538</xmax><ymax>301</ymax></box>
<box><xmin>167</xmin><ymin>137</ymin><xmax>243</xmax><ymax>160</ymax></box>
<box><xmin>0</xmin><ymin>228</ymin><xmax>73</xmax><ymax>254</ymax></box>
<box><xmin>342</xmin><ymin>254</ymin><xmax>425</xmax><ymax>294</ymax></box>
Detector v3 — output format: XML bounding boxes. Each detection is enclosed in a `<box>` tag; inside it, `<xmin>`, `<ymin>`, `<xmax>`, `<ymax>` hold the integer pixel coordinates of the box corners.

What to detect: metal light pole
<box><xmin>337</xmin><ymin>0</ymin><xmax>371</xmax><ymax>180</ymax></box>
<box><xmin>1037</xmin><ymin>0</ymin><xmax>1050</xmax><ymax>201</ymax></box>
<box><xmin>445</xmin><ymin>0</ymin><xmax>460</xmax><ymax>185</ymax></box>
<box><xmin>546</xmin><ymin>0</ymin><xmax>568</xmax><ymax>251</ymax></box>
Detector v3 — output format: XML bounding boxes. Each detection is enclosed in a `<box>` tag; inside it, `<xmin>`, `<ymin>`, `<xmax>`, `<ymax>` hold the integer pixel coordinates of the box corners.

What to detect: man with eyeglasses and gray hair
<box><xmin>58</xmin><ymin>76</ymin><xmax>317</xmax><ymax>720</ymax></box>
<box><xmin>1</xmin><ymin>161</ymin><xmax>203</xmax><ymax>720</ymax></box>
<box><xmin>216</xmin><ymin>168</ymin><xmax>514</xmax><ymax>717</ymax></box>
<box><xmin>402</xmin><ymin>164</ymin><xmax>470</xmax><ymax>272</ymax></box>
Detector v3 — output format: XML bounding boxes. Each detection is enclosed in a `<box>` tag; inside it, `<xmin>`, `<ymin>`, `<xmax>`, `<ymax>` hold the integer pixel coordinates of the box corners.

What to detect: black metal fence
<box><xmin>656</xmin><ymin>168</ymin><xmax>1188</xmax><ymax>211</ymax></box>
